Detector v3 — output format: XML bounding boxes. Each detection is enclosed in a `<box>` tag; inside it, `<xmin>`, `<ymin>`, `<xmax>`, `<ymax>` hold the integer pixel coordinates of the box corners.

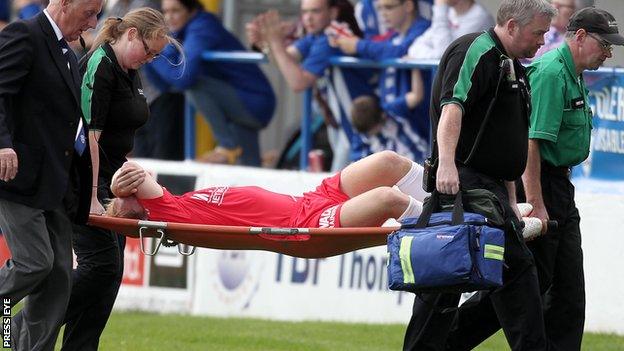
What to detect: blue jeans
<box><xmin>186</xmin><ymin>76</ymin><xmax>264</xmax><ymax>166</ymax></box>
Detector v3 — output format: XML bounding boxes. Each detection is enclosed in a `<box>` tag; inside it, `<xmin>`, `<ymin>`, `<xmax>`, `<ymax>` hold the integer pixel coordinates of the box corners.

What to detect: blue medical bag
<box><xmin>387</xmin><ymin>191</ymin><xmax>505</xmax><ymax>293</ymax></box>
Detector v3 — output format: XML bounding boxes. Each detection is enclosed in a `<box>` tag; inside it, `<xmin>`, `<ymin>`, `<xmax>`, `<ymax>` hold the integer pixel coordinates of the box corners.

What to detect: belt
<box><xmin>541</xmin><ymin>162</ymin><xmax>571</xmax><ymax>178</ymax></box>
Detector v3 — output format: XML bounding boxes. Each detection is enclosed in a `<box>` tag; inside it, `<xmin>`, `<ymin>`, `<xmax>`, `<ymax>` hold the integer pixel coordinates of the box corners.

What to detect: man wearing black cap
<box><xmin>520</xmin><ymin>7</ymin><xmax>624</xmax><ymax>350</ymax></box>
<box><xmin>441</xmin><ymin>7</ymin><xmax>624</xmax><ymax>351</ymax></box>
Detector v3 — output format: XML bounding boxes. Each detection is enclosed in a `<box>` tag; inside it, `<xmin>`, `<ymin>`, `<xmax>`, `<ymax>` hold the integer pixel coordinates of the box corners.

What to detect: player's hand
<box><xmin>112</xmin><ymin>163</ymin><xmax>145</xmax><ymax>197</ymax></box>
<box><xmin>0</xmin><ymin>148</ymin><xmax>18</xmax><ymax>182</ymax></box>
<box><xmin>436</xmin><ymin>159</ymin><xmax>460</xmax><ymax>194</ymax></box>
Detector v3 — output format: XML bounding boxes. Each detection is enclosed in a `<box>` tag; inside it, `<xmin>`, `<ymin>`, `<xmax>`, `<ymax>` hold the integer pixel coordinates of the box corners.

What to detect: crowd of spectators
<box><xmin>0</xmin><ymin>0</ymin><xmax>595</xmax><ymax>170</ymax></box>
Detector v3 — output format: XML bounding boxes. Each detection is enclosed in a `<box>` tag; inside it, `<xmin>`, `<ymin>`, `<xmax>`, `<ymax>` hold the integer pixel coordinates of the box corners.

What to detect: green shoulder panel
<box><xmin>452</xmin><ymin>32</ymin><xmax>497</xmax><ymax>103</ymax></box>
<box><xmin>81</xmin><ymin>46</ymin><xmax>111</xmax><ymax>125</ymax></box>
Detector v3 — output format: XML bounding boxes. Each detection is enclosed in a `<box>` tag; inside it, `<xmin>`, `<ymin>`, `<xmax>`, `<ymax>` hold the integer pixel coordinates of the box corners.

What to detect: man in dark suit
<box><xmin>0</xmin><ymin>0</ymin><xmax>102</xmax><ymax>349</ymax></box>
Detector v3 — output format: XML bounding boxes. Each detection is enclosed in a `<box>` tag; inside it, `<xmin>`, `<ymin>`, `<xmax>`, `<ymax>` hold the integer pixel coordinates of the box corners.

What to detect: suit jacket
<box><xmin>0</xmin><ymin>12</ymin><xmax>92</xmax><ymax>223</ymax></box>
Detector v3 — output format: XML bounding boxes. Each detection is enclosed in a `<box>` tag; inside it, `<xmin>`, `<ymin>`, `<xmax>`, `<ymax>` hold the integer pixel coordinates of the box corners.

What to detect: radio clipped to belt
<box><xmin>387</xmin><ymin>189</ymin><xmax>506</xmax><ymax>293</ymax></box>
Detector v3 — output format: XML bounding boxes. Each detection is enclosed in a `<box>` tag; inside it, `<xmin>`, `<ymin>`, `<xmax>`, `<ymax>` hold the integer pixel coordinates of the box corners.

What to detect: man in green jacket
<box><xmin>522</xmin><ymin>7</ymin><xmax>623</xmax><ymax>350</ymax></box>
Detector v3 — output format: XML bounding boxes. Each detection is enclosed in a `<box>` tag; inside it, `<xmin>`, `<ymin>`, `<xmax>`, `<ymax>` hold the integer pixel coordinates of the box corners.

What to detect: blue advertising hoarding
<box><xmin>573</xmin><ymin>69</ymin><xmax>624</xmax><ymax>180</ymax></box>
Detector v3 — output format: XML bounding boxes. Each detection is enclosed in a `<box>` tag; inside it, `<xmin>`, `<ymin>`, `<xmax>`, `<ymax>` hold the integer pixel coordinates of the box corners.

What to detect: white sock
<box><xmin>398</xmin><ymin>196</ymin><xmax>423</xmax><ymax>221</ymax></box>
<box><xmin>396</xmin><ymin>161</ymin><xmax>429</xmax><ymax>202</ymax></box>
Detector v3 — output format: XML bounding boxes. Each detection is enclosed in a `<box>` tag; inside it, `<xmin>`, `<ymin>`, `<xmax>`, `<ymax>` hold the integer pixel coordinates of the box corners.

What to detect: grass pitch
<box><xmin>52</xmin><ymin>311</ymin><xmax>624</xmax><ymax>350</ymax></box>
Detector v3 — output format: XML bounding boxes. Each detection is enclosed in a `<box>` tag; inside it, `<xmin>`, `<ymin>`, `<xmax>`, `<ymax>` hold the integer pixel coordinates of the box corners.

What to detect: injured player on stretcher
<box><xmin>106</xmin><ymin>151</ymin><xmax>428</xmax><ymax>228</ymax></box>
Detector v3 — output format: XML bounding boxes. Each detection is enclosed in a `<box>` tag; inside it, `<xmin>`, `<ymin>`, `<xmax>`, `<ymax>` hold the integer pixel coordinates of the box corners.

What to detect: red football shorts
<box><xmin>292</xmin><ymin>172</ymin><xmax>350</xmax><ymax>228</ymax></box>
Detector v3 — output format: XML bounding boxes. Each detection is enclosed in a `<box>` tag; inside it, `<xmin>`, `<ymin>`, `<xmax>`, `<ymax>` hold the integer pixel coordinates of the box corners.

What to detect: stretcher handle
<box><xmin>139</xmin><ymin>226</ymin><xmax>165</xmax><ymax>256</ymax></box>
<box><xmin>137</xmin><ymin>220</ymin><xmax>168</xmax><ymax>229</ymax></box>
<box><xmin>178</xmin><ymin>243</ymin><xmax>196</xmax><ymax>256</ymax></box>
<box><xmin>545</xmin><ymin>220</ymin><xmax>558</xmax><ymax>233</ymax></box>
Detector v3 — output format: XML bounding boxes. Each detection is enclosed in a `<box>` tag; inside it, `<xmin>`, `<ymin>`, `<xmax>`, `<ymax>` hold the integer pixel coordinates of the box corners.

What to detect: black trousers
<box><xmin>438</xmin><ymin>166</ymin><xmax>585</xmax><ymax>351</ymax></box>
<box><xmin>402</xmin><ymin>166</ymin><xmax>547</xmax><ymax>351</ymax></box>
<box><xmin>61</xmin><ymin>224</ymin><xmax>126</xmax><ymax>351</ymax></box>
<box><xmin>526</xmin><ymin>165</ymin><xmax>585</xmax><ymax>350</ymax></box>
<box><xmin>0</xmin><ymin>201</ymin><xmax>73</xmax><ymax>351</ymax></box>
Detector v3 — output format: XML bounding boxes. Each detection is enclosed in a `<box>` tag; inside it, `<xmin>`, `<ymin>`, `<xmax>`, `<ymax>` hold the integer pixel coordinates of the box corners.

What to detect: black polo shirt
<box><xmin>430</xmin><ymin>28</ymin><xmax>531</xmax><ymax>181</ymax></box>
<box><xmin>80</xmin><ymin>43</ymin><xmax>149</xmax><ymax>189</ymax></box>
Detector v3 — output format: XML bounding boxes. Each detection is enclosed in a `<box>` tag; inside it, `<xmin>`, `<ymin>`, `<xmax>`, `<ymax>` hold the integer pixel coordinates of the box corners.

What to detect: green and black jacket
<box><xmin>80</xmin><ymin>43</ymin><xmax>149</xmax><ymax>190</ymax></box>
<box><xmin>430</xmin><ymin>28</ymin><xmax>531</xmax><ymax>181</ymax></box>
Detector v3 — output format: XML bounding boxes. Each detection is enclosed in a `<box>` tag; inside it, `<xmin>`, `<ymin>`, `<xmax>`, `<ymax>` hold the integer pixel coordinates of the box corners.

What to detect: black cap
<box><xmin>567</xmin><ymin>7</ymin><xmax>624</xmax><ymax>46</ymax></box>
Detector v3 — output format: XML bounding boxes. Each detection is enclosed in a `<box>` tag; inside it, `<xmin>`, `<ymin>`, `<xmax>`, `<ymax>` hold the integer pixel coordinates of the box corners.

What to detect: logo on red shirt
<box><xmin>191</xmin><ymin>187</ymin><xmax>229</xmax><ymax>205</ymax></box>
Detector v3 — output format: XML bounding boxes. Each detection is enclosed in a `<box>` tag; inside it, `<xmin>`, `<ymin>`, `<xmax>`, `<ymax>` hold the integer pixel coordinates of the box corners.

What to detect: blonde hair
<box><xmin>105</xmin><ymin>197</ymin><xmax>146</xmax><ymax>219</ymax></box>
<box><xmin>91</xmin><ymin>7</ymin><xmax>180</xmax><ymax>53</ymax></box>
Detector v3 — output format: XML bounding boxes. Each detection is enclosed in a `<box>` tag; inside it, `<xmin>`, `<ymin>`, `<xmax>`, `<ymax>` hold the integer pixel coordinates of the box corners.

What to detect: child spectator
<box><xmin>351</xmin><ymin>95</ymin><xmax>428</xmax><ymax>161</ymax></box>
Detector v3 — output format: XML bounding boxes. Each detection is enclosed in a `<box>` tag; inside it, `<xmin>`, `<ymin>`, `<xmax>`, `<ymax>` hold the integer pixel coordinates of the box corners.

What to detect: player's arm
<box><xmin>111</xmin><ymin>162</ymin><xmax>163</xmax><ymax>199</ymax></box>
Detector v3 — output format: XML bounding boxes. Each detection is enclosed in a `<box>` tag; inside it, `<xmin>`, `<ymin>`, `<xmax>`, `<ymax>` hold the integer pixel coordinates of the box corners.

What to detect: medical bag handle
<box><xmin>413</xmin><ymin>190</ymin><xmax>464</xmax><ymax>229</ymax></box>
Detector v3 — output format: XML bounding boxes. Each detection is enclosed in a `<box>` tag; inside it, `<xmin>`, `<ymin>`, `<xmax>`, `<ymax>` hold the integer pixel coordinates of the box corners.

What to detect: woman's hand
<box><xmin>89</xmin><ymin>196</ymin><xmax>105</xmax><ymax>215</ymax></box>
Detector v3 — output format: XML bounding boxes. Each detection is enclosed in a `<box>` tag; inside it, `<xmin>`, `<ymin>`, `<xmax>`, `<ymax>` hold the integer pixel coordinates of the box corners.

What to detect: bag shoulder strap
<box><xmin>429</xmin><ymin>56</ymin><xmax>509</xmax><ymax>165</ymax></box>
<box><xmin>462</xmin><ymin>57</ymin><xmax>509</xmax><ymax>164</ymax></box>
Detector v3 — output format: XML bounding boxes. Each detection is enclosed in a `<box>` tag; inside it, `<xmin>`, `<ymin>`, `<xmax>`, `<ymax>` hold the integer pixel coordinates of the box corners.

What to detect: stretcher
<box><xmin>88</xmin><ymin>214</ymin><xmax>557</xmax><ymax>259</ymax></box>
<box><xmin>88</xmin><ymin>215</ymin><xmax>398</xmax><ymax>258</ymax></box>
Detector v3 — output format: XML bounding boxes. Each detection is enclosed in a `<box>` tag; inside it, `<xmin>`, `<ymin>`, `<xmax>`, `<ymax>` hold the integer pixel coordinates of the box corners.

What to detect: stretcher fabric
<box><xmin>88</xmin><ymin>215</ymin><xmax>398</xmax><ymax>258</ymax></box>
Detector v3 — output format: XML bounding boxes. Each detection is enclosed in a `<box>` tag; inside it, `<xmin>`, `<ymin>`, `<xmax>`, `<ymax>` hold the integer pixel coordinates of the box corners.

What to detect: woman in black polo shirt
<box><xmin>62</xmin><ymin>8</ymin><xmax>176</xmax><ymax>349</ymax></box>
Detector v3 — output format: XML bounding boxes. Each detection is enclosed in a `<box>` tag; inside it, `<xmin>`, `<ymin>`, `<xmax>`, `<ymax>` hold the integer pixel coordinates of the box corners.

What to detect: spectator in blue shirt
<box><xmin>355</xmin><ymin>0</ymin><xmax>386</xmax><ymax>39</ymax></box>
<box><xmin>250</xmin><ymin>0</ymin><xmax>377</xmax><ymax>170</ymax></box>
<box><xmin>334</xmin><ymin>0</ymin><xmax>432</xmax><ymax>163</ymax></box>
<box><xmin>145</xmin><ymin>0</ymin><xmax>276</xmax><ymax>166</ymax></box>
<box><xmin>355</xmin><ymin>0</ymin><xmax>433</xmax><ymax>39</ymax></box>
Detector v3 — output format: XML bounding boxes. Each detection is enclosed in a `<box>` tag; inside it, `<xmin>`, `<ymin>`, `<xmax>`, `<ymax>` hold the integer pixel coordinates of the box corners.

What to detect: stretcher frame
<box><xmin>88</xmin><ymin>215</ymin><xmax>399</xmax><ymax>258</ymax></box>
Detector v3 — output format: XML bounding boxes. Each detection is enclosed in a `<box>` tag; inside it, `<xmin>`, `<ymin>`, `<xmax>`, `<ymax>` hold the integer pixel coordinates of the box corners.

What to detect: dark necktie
<box><xmin>59</xmin><ymin>38</ymin><xmax>86</xmax><ymax>156</ymax></box>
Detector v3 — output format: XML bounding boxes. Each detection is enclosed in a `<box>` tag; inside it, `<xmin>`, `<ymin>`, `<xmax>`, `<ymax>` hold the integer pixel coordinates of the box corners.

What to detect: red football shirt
<box><xmin>138</xmin><ymin>186</ymin><xmax>301</xmax><ymax>227</ymax></box>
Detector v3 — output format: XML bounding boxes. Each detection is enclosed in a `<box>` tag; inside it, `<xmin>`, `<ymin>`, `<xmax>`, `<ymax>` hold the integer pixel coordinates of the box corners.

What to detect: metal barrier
<box><xmin>304</xmin><ymin>57</ymin><xmax>439</xmax><ymax>170</ymax></box>
<box><xmin>193</xmin><ymin>51</ymin><xmax>624</xmax><ymax>170</ymax></box>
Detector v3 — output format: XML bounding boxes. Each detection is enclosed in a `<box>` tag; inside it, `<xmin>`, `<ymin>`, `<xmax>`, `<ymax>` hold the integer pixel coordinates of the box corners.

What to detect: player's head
<box><xmin>109</xmin><ymin>161</ymin><xmax>151</xmax><ymax>218</ymax></box>
<box><xmin>351</xmin><ymin>95</ymin><xmax>384</xmax><ymax>135</ymax></box>
<box><xmin>106</xmin><ymin>196</ymin><xmax>147</xmax><ymax>219</ymax></box>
